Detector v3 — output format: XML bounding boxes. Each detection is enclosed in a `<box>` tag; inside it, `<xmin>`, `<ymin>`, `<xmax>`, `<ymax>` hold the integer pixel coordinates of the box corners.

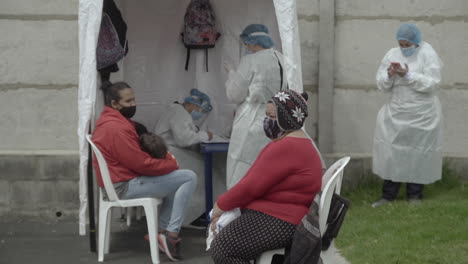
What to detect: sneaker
<box><xmin>158</xmin><ymin>232</ymin><xmax>182</xmax><ymax>261</ymax></box>
<box><xmin>144</xmin><ymin>234</ymin><xmax>164</xmax><ymax>252</ymax></box>
<box><xmin>183</xmin><ymin>215</ymin><xmax>208</xmax><ymax>230</ymax></box>
<box><xmin>371</xmin><ymin>198</ymin><xmax>391</xmax><ymax>208</ymax></box>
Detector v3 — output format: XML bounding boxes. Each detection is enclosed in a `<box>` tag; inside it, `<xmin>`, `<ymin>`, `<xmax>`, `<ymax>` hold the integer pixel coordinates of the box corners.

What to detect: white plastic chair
<box><xmin>321</xmin><ymin>156</ymin><xmax>350</xmax><ymax>195</ymax></box>
<box><xmin>86</xmin><ymin>135</ymin><xmax>162</xmax><ymax>264</ymax></box>
<box><xmin>256</xmin><ymin>157</ymin><xmax>350</xmax><ymax>264</ymax></box>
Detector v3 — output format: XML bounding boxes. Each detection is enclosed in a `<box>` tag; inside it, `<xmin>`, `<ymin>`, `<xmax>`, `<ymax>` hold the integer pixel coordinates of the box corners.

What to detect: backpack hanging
<box><xmin>96</xmin><ymin>12</ymin><xmax>127</xmax><ymax>70</ymax></box>
<box><xmin>181</xmin><ymin>0</ymin><xmax>221</xmax><ymax>72</ymax></box>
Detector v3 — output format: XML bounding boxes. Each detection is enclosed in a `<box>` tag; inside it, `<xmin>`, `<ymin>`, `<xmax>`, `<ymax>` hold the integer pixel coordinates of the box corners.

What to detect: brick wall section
<box><xmin>0</xmin><ymin>0</ymin><xmax>79</xmax><ymax>218</ymax></box>
<box><xmin>0</xmin><ymin>155</ymin><xmax>79</xmax><ymax>218</ymax></box>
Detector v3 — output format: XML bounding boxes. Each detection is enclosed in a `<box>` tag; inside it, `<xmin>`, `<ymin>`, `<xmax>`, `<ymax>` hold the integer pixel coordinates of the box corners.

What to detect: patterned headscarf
<box><xmin>271</xmin><ymin>90</ymin><xmax>308</xmax><ymax>131</ymax></box>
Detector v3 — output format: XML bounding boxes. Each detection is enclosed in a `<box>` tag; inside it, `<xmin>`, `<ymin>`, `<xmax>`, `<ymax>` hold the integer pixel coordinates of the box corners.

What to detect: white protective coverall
<box><xmin>373</xmin><ymin>41</ymin><xmax>443</xmax><ymax>184</ymax></box>
<box><xmin>154</xmin><ymin>103</ymin><xmax>226</xmax><ymax>224</ymax></box>
<box><xmin>226</xmin><ymin>48</ymin><xmax>287</xmax><ymax>189</ymax></box>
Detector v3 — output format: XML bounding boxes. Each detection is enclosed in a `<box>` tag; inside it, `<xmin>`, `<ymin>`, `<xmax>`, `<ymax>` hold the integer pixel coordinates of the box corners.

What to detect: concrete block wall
<box><xmin>0</xmin><ymin>0</ymin><xmax>80</xmax><ymax>218</ymax></box>
<box><xmin>0</xmin><ymin>155</ymin><xmax>79</xmax><ymax>218</ymax></box>
<box><xmin>298</xmin><ymin>0</ymin><xmax>468</xmax><ymax>183</ymax></box>
<box><xmin>297</xmin><ymin>0</ymin><xmax>320</xmax><ymax>139</ymax></box>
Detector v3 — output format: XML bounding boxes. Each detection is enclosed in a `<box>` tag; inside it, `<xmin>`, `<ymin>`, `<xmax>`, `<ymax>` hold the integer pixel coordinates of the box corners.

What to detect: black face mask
<box><xmin>119</xmin><ymin>106</ymin><xmax>136</xmax><ymax>119</ymax></box>
<box><xmin>263</xmin><ymin>116</ymin><xmax>284</xmax><ymax>140</ymax></box>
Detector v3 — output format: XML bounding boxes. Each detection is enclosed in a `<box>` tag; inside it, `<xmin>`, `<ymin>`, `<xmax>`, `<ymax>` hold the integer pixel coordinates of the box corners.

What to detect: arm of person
<box><xmin>216</xmin><ymin>141</ymin><xmax>292</xmax><ymax>212</ymax></box>
<box><xmin>112</xmin><ymin>126</ymin><xmax>179</xmax><ymax>176</ymax></box>
<box><xmin>376</xmin><ymin>50</ymin><xmax>395</xmax><ymax>91</ymax></box>
<box><xmin>225</xmin><ymin>57</ymin><xmax>252</xmax><ymax>104</ymax></box>
<box><xmin>169</xmin><ymin>112</ymin><xmax>209</xmax><ymax>147</ymax></box>
<box><xmin>402</xmin><ymin>49</ymin><xmax>442</xmax><ymax>93</ymax></box>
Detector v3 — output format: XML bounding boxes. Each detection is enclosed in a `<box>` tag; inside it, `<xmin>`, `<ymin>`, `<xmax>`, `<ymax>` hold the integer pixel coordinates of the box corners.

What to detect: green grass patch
<box><xmin>336</xmin><ymin>166</ymin><xmax>468</xmax><ymax>264</ymax></box>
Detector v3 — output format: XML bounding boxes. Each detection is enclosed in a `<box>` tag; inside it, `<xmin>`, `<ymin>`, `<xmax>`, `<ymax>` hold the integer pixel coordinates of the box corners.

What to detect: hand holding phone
<box><xmin>390</xmin><ymin>62</ymin><xmax>402</xmax><ymax>70</ymax></box>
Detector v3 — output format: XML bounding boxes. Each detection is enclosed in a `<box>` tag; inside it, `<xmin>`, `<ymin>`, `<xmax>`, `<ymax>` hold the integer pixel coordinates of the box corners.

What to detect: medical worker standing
<box><xmin>224</xmin><ymin>24</ymin><xmax>287</xmax><ymax>189</ymax></box>
<box><xmin>154</xmin><ymin>88</ymin><xmax>215</xmax><ymax>227</ymax></box>
<box><xmin>372</xmin><ymin>24</ymin><xmax>443</xmax><ymax>207</ymax></box>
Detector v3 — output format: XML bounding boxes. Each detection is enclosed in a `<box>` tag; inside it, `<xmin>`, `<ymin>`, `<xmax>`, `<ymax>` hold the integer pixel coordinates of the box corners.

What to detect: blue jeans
<box><xmin>122</xmin><ymin>169</ymin><xmax>197</xmax><ymax>233</ymax></box>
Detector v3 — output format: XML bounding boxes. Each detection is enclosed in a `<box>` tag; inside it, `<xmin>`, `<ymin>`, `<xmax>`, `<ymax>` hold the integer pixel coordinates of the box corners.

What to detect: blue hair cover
<box><xmin>184</xmin><ymin>88</ymin><xmax>212</xmax><ymax>112</ymax></box>
<box><xmin>396</xmin><ymin>24</ymin><xmax>422</xmax><ymax>45</ymax></box>
<box><xmin>240</xmin><ymin>24</ymin><xmax>274</xmax><ymax>49</ymax></box>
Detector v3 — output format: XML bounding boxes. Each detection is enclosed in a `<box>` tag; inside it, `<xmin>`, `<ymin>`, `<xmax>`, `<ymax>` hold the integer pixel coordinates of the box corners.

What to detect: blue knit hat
<box><xmin>240</xmin><ymin>24</ymin><xmax>274</xmax><ymax>49</ymax></box>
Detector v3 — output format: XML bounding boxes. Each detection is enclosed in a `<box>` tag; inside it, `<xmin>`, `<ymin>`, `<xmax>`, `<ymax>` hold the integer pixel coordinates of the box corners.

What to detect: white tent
<box><xmin>78</xmin><ymin>0</ymin><xmax>303</xmax><ymax>235</ymax></box>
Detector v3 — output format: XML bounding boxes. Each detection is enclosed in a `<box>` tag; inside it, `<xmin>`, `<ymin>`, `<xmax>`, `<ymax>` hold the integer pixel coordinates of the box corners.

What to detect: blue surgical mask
<box><xmin>400</xmin><ymin>46</ymin><xmax>417</xmax><ymax>57</ymax></box>
<box><xmin>190</xmin><ymin>111</ymin><xmax>204</xmax><ymax>120</ymax></box>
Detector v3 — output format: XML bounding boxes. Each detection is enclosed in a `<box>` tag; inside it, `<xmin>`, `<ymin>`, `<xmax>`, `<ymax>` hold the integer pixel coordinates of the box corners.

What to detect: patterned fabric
<box><xmin>182</xmin><ymin>0</ymin><xmax>219</xmax><ymax>48</ymax></box>
<box><xmin>96</xmin><ymin>13</ymin><xmax>126</xmax><ymax>70</ymax></box>
<box><xmin>272</xmin><ymin>90</ymin><xmax>308</xmax><ymax>131</ymax></box>
<box><xmin>210</xmin><ymin>209</ymin><xmax>296</xmax><ymax>264</ymax></box>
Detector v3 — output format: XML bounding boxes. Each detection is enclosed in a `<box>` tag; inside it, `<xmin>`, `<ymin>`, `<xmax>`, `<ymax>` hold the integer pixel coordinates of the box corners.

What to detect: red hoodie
<box><xmin>92</xmin><ymin>106</ymin><xmax>179</xmax><ymax>187</ymax></box>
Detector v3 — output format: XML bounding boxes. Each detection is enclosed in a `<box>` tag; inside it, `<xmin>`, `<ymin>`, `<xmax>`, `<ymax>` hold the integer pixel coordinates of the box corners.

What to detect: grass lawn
<box><xmin>336</xmin><ymin>168</ymin><xmax>468</xmax><ymax>264</ymax></box>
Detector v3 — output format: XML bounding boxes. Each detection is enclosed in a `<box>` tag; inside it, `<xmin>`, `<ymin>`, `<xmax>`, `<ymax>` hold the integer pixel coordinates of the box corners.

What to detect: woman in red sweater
<box><xmin>210</xmin><ymin>89</ymin><xmax>322</xmax><ymax>263</ymax></box>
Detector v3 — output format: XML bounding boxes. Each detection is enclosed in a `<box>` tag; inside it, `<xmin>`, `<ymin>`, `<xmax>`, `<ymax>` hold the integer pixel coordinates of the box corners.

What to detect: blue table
<box><xmin>200</xmin><ymin>142</ymin><xmax>229</xmax><ymax>222</ymax></box>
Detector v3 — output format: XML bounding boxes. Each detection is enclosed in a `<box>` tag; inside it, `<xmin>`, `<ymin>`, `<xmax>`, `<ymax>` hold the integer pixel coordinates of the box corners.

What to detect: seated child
<box><xmin>134</xmin><ymin>121</ymin><xmax>168</xmax><ymax>159</ymax></box>
<box><xmin>139</xmin><ymin>133</ymin><xmax>168</xmax><ymax>159</ymax></box>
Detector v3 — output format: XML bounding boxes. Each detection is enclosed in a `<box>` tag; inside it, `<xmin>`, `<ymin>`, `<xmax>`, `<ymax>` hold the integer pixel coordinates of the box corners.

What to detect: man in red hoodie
<box><xmin>92</xmin><ymin>81</ymin><xmax>196</xmax><ymax>261</ymax></box>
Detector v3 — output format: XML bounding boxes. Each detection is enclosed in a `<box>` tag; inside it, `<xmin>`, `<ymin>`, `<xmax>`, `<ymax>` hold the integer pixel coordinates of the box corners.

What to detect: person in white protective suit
<box><xmin>155</xmin><ymin>88</ymin><xmax>224</xmax><ymax>228</ymax></box>
<box><xmin>371</xmin><ymin>24</ymin><xmax>443</xmax><ymax>208</ymax></box>
<box><xmin>224</xmin><ymin>24</ymin><xmax>288</xmax><ymax>189</ymax></box>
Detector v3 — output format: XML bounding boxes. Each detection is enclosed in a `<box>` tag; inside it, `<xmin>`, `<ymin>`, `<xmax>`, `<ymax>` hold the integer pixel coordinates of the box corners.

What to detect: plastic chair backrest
<box><xmin>321</xmin><ymin>156</ymin><xmax>350</xmax><ymax>195</ymax></box>
<box><xmin>86</xmin><ymin>134</ymin><xmax>119</xmax><ymax>202</ymax></box>
<box><xmin>318</xmin><ymin>157</ymin><xmax>350</xmax><ymax>234</ymax></box>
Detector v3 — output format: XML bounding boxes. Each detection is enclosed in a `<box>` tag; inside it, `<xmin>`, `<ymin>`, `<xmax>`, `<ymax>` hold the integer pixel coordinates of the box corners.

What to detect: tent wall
<box><xmin>78</xmin><ymin>0</ymin><xmax>303</xmax><ymax>235</ymax></box>
<box><xmin>78</xmin><ymin>0</ymin><xmax>103</xmax><ymax>235</ymax></box>
<box><xmin>118</xmin><ymin>0</ymin><xmax>285</xmax><ymax>134</ymax></box>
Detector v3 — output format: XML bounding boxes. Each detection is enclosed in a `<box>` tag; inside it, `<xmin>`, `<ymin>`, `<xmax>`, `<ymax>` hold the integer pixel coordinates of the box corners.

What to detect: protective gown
<box><xmin>226</xmin><ymin>48</ymin><xmax>287</xmax><ymax>189</ymax></box>
<box><xmin>154</xmin><ymin>103</ymin><xmax>226</xmax><ymax>224</ymax></box>
<box><xmin>373</xmin><ymin>41</ymin><xmax>443</xmax><ymax>184</ymax></box>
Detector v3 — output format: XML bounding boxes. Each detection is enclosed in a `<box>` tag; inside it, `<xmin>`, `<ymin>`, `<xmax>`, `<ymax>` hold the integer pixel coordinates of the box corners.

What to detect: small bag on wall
<box><xmin>96</xmin><ymin>12</ymin><xmax>126</xmax><ymax>70</ymax></box>
<box><xmin>181</xmin><ymin>0</ymin><xmax>221</xmax><ymax>71</ymax></box>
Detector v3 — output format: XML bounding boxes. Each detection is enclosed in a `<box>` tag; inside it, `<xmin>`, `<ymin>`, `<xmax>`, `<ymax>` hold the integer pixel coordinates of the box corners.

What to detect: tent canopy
<box><xmin>78</xmin><ymin>0</ymin><xmax>303</xmax><ymax>235</ymax></box>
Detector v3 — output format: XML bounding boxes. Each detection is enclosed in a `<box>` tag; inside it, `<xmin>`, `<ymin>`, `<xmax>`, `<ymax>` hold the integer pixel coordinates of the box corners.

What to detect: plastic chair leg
<box><xmin>126</xmin><ymin>207</ymin><xmax>132</xmax><ymax>227</ymax></box>
<box><xmin>136</xmin><ymin>206</ymin><xmax>143</xmax><ymax>220</ymax></box>
<box><xmin>98</xmin><ymin>205</ymin><xmax>111</xmax><ymax>262</ymax></box>
<box><xmin>104</xmin><ymin>207</ymin><xmax>112</xmax><ymax>254</ymax></box>
<box><xmin>143</xmin><ymin>202</ymin><xmax>160</xmax><ymax>264</ymax></box>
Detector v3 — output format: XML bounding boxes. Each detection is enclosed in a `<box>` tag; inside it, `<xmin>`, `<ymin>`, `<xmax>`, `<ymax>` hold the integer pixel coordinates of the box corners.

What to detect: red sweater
<box><xmin>217</xmin><ymin>137</ymin><xmax>322</xmax><ymax>225</ymax></box>
<box><xmin>92</xmin><ymin>106</ymin><xmax>179</xmax><ymax>187</ymax></box>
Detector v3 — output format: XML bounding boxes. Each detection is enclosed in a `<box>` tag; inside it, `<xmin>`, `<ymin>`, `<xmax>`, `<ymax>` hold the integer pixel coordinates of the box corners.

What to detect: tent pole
<box><xmin>87</xmin><ymin>126</ymin><xmax>97</xmax><ymax>252</ymax></box>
